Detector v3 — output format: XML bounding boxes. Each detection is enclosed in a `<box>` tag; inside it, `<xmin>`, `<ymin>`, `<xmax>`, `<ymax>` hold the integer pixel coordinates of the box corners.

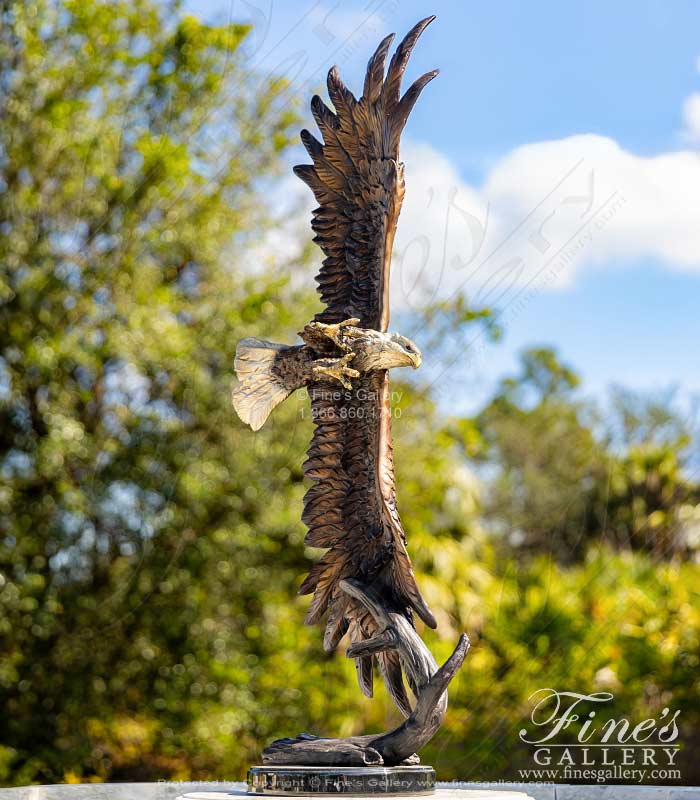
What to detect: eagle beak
<box><xmin>410</xmin><ymin>351</ymin><xmax>422</xmax><ymax>369</ymax></box>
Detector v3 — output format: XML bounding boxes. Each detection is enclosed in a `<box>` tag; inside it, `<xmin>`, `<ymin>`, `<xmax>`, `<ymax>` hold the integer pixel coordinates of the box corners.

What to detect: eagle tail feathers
<box><xmin>378</xmin><ymin>649</ymin><xmax>413</xmax><ymax>718</ymax></box>
<box><xmin>232</xmin><ymin>338</ymin><xmax>300</xmax><ymax>431</ymax></box>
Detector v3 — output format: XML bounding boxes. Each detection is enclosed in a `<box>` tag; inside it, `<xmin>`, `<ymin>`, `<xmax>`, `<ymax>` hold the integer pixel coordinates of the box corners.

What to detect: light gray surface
<box><xmin>0</xmin><ymin>783</ymin><xmax>698</xmax><ymax>800</ymax></box>
<box><xmin>449</xmin><ymin>785</ymin><xmax>699</xmax><ymax>800</ymax></box>
<box><xmin>0</xmin><ymin>786</ymin><xmax>532</xmax><ymax>800</ymax></box>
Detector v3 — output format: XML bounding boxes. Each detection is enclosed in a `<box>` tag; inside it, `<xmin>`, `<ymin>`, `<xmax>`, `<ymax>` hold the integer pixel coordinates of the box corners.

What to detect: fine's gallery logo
<box><xmin>518</xmin><ymin>688</ymin><xmax>682</xmax><ymax>784</ymax></box>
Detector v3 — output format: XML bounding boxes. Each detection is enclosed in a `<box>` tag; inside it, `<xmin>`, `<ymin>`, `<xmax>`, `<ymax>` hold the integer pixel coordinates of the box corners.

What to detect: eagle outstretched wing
<box><xmin>295</xmin><ymin>18</ymin><xmax>438</xmax><ymax>717</ymax></box>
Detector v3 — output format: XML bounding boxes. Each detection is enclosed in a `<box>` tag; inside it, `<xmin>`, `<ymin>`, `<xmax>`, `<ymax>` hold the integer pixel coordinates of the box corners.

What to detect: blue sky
<box><xmin>188</xmin><ymin>0</ymin><xmax>700</xmax><ymax>412</ymax></box>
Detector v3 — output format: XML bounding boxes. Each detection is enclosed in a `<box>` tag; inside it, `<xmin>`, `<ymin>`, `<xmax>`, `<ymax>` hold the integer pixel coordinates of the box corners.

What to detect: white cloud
<box><xmin>249</xmin><ymin>128</ymin><xmax>700</xmax><ymax>315</ymax></box>
<box><xmin>392</xmin><ymin>134</ymin><xmax>700</xmax><ymax>311</ymax></box>
<box><xmin>681</xmin><ymin>92</ymin><xmax>700</xmax><ymax>143</ymax></box>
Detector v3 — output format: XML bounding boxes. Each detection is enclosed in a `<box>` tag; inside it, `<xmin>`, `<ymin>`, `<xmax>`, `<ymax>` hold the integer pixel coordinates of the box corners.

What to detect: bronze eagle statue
<box><xmin>233</xmin><ymin>16</ymin><xmax>469</xmax><ymax>768</ymax></box>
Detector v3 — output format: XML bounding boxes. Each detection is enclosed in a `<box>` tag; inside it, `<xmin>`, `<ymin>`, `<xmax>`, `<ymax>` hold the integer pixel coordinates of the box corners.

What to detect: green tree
<box><xmin>467</xmin><ymin>348</ymin><xmax>606</xmax><ymax>562</ymax></box>
<box><xmin>466</xmin><ymin>349</ymin><xmax>700</xmax><ymax>563</ymax></box>
<box><xmin>595</xmin><ymin>388</ymin><xmax>700</xmax><ymax>557</ymax></box>
<box><xmin>0</xmin><ymin>0</ymin><xmax>308</xmax><ymax>784</ymax></box>
<box><xmin>434</xmin><ymin>546</ymin><xmax>700</xmax><ymax>783</ymax></box>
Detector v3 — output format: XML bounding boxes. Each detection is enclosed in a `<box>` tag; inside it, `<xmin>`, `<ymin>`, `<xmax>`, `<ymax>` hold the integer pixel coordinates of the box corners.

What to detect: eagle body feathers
<box><xmin>232</xmin><ymin>17</ymin><xmax>439</xmax><ymax>718</ymax></box>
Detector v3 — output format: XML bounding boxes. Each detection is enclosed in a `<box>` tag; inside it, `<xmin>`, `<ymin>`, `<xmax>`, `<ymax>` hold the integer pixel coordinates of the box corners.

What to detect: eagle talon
<box><xmin>312</xmin><ymin>352</ymin><xmax>360</xmax><ymax>389</ymax></box>
<box><xmin>306</xmin><ymin>318</ymin><xmax>361</xmax><ymax>351</ymax></box>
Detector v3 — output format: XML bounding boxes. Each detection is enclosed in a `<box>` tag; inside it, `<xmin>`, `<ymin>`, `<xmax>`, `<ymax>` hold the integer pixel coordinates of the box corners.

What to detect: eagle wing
<box><xmin>295</xmin><ymin>18</ymin><xmax>438</xmax><ymax>715</ymax></box>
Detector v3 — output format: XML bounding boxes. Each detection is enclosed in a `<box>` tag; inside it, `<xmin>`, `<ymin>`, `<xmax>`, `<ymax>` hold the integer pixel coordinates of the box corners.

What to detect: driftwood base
<box><xmin>247</xmin><ymin>765</ymin><xmax>436</xmax><ymax>795</ymax></box>
<box><xmin>257</xmin><ymin>579</ymin><xmax>470</xmax><ymax>773</ymax></box>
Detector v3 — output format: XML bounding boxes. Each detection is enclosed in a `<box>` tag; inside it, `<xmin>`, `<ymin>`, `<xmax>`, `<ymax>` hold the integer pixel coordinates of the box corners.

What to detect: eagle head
<box><xmin>375</xmin><ymin>332</ymin><xmax>422</xmax><ymax>370</ymax></box>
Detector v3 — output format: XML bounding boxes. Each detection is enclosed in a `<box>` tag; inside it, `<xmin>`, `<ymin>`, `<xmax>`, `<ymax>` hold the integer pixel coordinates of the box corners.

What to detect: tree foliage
<box><xmin>469</xmin><ymin>348</ymin><xmax>700</xmax><ymax>562</ymax></box>
<box><xmin>0</xmin><ymin>0</ymin><xmax>309</xmax><ymax>783</ymax></box>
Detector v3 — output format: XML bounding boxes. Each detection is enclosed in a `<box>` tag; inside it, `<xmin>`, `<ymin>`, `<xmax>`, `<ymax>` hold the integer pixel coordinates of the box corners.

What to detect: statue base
<box><xmin>247</xmin><ymin>765</ymin><xmax>436</xmax><ymax>795</ymax></box>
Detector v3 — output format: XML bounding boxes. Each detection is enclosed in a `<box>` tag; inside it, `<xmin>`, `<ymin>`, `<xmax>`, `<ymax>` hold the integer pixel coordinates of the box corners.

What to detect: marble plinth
<box><xmin>248</xmin><ymin>766</ymin><xmax>435</xmax><ymax>795</ymax></box>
